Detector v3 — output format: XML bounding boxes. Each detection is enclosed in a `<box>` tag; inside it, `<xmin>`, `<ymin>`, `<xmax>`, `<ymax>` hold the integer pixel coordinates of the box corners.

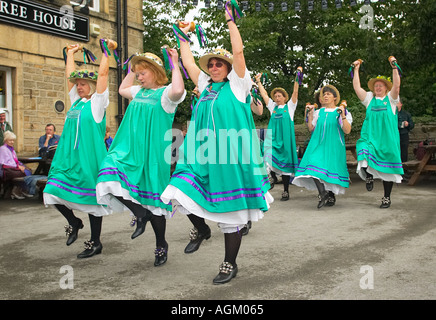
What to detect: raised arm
<box><xmin>178</xmin><ymin>23</ymin><xmax>201</xmax><ymax>86</ymax></box>
<box><xmin>166</xmin><ymin>48</ymin><xmax>185</xmax><ymax>102</ymax></box>
<box><xmin>306</xmin><ymin>105</ymin><xmax>316</xmax><ymax>132</ymax></box>
<box><xmin>389</xmin><ymin>56</ymin><xmax>400</xmax><ymax>100</ymax></box>
<box><xmin>96</xmin><ymin>39</ymin><xmax>116</xmax><ymax>94</ymax></box>
<box><xmin>254</xmin><ymin>73</ymin><xmax>270</xmax><ymax>105</ymax></box>
<box><xmin>250</xmin><ymin>81</ymin><xmax>263</xmax><ymax>116</ymax></box>
<box><xmin>352</xmin><ymin>60</ymin><xmax>367</xmax><ymax>101</ymax></box>
<box><xmin>290</xmin><ymin>77</ymin><xmax>299</xmax><ymax>105</ymax></box>
<box><xmin>225</xmin><ymin>4</ymin><xmax>246</xmax><ymax>78</ymax></box>
<box><xmin>65</xmin><ymin>44</ymin><xmax>81</xmax><ymax>92</ymax></box>
<box><xmin>338</xmin><ymin>101</ymin><xmax>351</xmax><ymax>134</ymax></box>
<box><xmin>118</xmin><ymin>70</ymin><xmax>136</xmax><ymax>99</ymax></box>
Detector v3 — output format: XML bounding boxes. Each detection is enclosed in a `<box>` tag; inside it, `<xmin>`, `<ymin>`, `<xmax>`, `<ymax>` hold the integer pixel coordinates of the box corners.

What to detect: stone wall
<box><xmin>0</xmin><ymin>0</ymin><xmax>144</xmax><ymax>155</ymax></box>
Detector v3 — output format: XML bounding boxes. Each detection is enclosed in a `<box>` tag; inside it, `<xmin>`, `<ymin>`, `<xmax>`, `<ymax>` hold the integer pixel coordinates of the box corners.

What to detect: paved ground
<box><xmin>0</xmin><ymin>173</ymin><xmax>435</xmax><ymax>303</ymax></box>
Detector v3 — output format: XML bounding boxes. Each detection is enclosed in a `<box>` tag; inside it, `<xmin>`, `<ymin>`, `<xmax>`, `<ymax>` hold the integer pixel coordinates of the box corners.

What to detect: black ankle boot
<box><xmin>184</xmin><ymin>226</ymin><xmax>211</xmax><ymax>254</ymax></box>
<box><xmin>317</xmin><ymin>192</ymin><xmax>329</xmax><ymax>209</ymax></box>
<box><xmin>213</xmin><ymin>262</ymin><xmax>238</xmax><ymax>284</ymax></box>
<box><xmin>131</xmin><ymin>211</ymin><xmax>153</xmax><ymax>240</ymax></box>
<box><xmin>366</xmin><ymin>176</ymin><xmax>374</xmax><ymax>191</ymax></box>
<box><xmin>325</xmin><ymin>191</ymin><xmax>336</xmax><ymax>207</ymax></box>
<box><xmin>154</xmin><ymin>243</ymin><xmax>168</xmax><ymax>267</ymax></box>
<box><xmin>65</xmin><ymin>219</ymin><xmax>84</xmax><ymax>246</ymax></box>
<box><xmin>380</xmin><ymin>196</ymin><xmax>391</xmax><ymax>208</ymax></box>
<box><xmin>77</xmin><ymin>240</ymin><xmax>102</xmax><ymax>259</ymax></box>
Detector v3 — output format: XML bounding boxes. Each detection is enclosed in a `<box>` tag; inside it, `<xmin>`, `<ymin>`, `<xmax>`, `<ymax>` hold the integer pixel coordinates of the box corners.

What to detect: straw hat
<box><xmin>368</xmin><ymin>75</ymin><xmax>393</xmax><ymax>92</ymax></box>
<box><xmin>270</xmin><ymin>87</ymin><xmax>289</xmax><ymax>102</ymax></box>
<box><xmin>198</xmin><ymin>48</ymin><xmax>233</xmax><ymax>74</ymax></box>
<box><xmin>68</xmin><ymin>69</ymin><xmax>98</xmax><ymax>84</ymax></box>
<box><xmin>130</xmin><ymin>52</ymin><xmax>167</xmax><ymax>79</ymax></box>
<box><xmin>320</xmin><ymin>84</ymin><xmax>340</xmax><ymax>105</ymax></box>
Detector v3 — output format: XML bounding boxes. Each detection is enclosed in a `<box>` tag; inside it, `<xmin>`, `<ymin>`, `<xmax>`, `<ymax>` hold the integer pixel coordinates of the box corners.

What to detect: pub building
<box><xmin>0</xmin><ymin>0</ymin><xmax>144</xmax><ymax>155</ymax></box>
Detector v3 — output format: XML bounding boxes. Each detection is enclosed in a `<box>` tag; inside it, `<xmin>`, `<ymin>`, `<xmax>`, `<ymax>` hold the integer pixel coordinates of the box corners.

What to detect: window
<box><xmin>70</xmin><ymin>0</ymin><xmax>100</xmax><ymax>13</ymax></box>
<box><xmin>0</xmin><ymin>67</ymin><xmax>13</xmax><ymax>128</ymax></box>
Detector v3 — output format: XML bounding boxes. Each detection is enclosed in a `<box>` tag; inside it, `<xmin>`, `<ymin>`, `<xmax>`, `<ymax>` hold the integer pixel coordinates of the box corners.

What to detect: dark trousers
<box><xmin>400</xmin><ymin>133</ymin><xmax>409</xmax><ymax>163</ymax></box>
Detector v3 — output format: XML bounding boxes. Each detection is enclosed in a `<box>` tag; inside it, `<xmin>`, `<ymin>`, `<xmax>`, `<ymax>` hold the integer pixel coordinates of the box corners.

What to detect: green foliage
<box><xmin>141</xmin><ymin>0</ymin><xmax>436</xmax><ymax>128</ymax></box>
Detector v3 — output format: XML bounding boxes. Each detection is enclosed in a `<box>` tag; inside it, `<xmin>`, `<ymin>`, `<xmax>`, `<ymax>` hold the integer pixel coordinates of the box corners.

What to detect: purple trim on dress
<box><xmin>172</xmin><ymin>172</ymin><xmax>264</xmax><ymax>203</ymax></box>
<box><xmin>49</xmin><ymin>178</ymin><xmax>96</xmax><ymax>191</ymax></box>
<box><xmin>296</xmin><ymin>165</ymin><xmax>349</xmax><ymax>182</ymax></box>
<box><xmin>46</xmin><ymin>181</ymin><xmax>96</xmax><ymax>197</ymax></box>
<box><xmin>98</xmin><ymin>167</ymin><xmax>167</xmax><ymax>203</ymax></box>
<box><xmin>264</xmin><ymin>153</ymin><xmax>298</xmax><ymax>169</ymax></box>
<box><xmin>357</xmin><ymin>149</ymin><xmax>403</xmax><ymax>168</ymax></box>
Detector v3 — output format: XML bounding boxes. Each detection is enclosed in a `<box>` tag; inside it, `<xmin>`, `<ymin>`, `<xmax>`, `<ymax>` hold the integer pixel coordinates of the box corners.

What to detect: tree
<box><xmin>141</xmin><ymin>0</ymin><xmax>436</xmax><ymax>128</ymax></box>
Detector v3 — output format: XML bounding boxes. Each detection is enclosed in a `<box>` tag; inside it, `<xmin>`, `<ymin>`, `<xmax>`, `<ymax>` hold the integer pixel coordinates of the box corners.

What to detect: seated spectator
<box><xmin>104</xmin><ymin>125</ymin><xmax>113</xmax><ymax>150</ymax></box>
<box><xmin>38</xmin><ymin>123</ymin><xmax>60</xmax><ymax>159</ymax></box>
<box><xmin>0</xmin><ymin>131</ymin><xmax>32</xmax><ymax>199</ymax></box>
<box><xmin>0</xmin><ymin>109</ymin><xmax>13</xmax><ymax>145</ymax></box>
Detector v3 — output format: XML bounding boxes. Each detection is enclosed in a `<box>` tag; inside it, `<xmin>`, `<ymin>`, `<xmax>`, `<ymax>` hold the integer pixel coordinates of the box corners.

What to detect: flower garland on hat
<box><xmin>68</xmin><ymin>70</ymin><xmax>98</xmax><ymax>82</ymax></box>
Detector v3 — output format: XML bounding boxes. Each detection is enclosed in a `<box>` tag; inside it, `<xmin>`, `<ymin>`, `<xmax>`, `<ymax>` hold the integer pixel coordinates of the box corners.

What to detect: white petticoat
<box><xmin>266</xmin><ymin>162</ymin><xmax>295</xmax><ymax>177</ymax></box>
<box><xmin>356</xmin><ymin>160</ymin><xmax>402</xmax><ymax>183</ymax></box>
<box><xmin>292</xmin><ymin>175</ymin><xmax>346</xmax><ymax>195</ymax></box>
<box><xmin>43</xmin><ymin>193</ymin><xmax>112</xmax><ymax>217</ymax></box>
<box><xmin>160</xmin><ymin>185</ymin><xmax>274</xmax><ymax>231</ymax></box>
<box><xmin>96</xmin><ymin>181</ymin><xmax>171</xmax><ymax>218</ymax></box>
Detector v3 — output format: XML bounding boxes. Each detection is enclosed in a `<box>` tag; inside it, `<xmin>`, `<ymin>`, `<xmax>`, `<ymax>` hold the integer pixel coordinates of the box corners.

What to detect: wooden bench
<box><xmin>36</xmin><ymin>179</ymin><xmax>47</xmax><ymax>201</ymax></box>
<box><xmin>402</xmin><ymin>160</ymin><xmax>421</xmax><ymax>171</ymax></box>
<box><xmin>11</xmin><ymin>176</ymin><xmax>47</xmax><ymax>201</ymax></box>
<box><xmin>406</xmin><ymin>145</ymin><xmax>436</xmax><ymax>186</ymax></box>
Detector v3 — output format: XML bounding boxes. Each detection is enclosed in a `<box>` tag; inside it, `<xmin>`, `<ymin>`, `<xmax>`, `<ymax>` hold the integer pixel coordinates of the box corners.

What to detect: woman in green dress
<box><xmin>352</xmin><ymin>57</ymin><xmax>403</xmax><ymax>208</ymax></box>
<box><xmin>96</xmin><ymin>49</ymin><xmax>185</xmax><ymax>266</ymax></box>
<box><xmin>43</xmin><ymin>40</ymin><xmax>116</xmax><ymax>258</ymax></box>
<box><xmin>161</xmin><ymin>7</ymin><xmax>272</xmax><ymax>284</ymax></box>
<box><xmin>293</xmin><ymin>85</ymin><xmax>352</xmax><ymax>208</ymax></box>
<box><xmin>254</xmin><ymin>71</ymin><xmax>300</xmax><ymax>201</ymax></box>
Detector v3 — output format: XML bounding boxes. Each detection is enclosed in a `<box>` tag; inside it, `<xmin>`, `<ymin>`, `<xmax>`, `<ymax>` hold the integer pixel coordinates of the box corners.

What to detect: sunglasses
<box><xmin>207</xmin><ymin>61</ymin><xmax>224</xmax><ymax>69</ymax></box>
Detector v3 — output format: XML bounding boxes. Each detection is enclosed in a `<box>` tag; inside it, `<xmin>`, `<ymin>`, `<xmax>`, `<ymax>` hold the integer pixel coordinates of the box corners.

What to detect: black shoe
<box><xmin>366</xmin><ymin>176</ymin><xmax>374</xmax><ymax>191</ymax></box>
<box><xmin>213</xmin><ymin>262</ymin><xmax>238</xmax><ymax>285</ymax></box>
<box><xmin>268</xmin><ymin>175</ymin><xmax>277</xmax><ymax>190</ymax></box>
<box><xmin>131</xmin><ymin>212</ymin><xmax>153</xmax><ymax>240</ymax></box>
<box><xmin>280</xmin><ymin>191</ymin><xmax>289</xmax><ymax>201</ymax></box>
<box><xmin>380</xmin><ymin>197</ymin><xmax>391</xmax><ymax>208</ymax></box>
<box><xmin>154</xmin><ymin>243</ymin><xmax>168</xmax><ymax>267</ymax></box>
<box><xmin>317</xmin><ymin>192</ymin><xmax>329</xmax><ymax>209</ymax></box>
<box><xmin>65</xmin><ymin>219</ymin><xmax>84</xmax><ymax>246</ymax></box>
<box><xmin>184</xmin><ymin>227</ymin><xmax>211</xmax><ymax>254</ymax></box>
<box><xmin>325</xmin><ymin>192</ymin><xmax>336</xmax><ymax>207</ymax></box>
<box><xmin>241</xmin><ymin>221</ymin><xmax>252</xmax><ymax>236</ymax></box>
<box><xmin>77</xmin><ymin>240</ymin><xmax>102</xmax><ymax>259</ymax></box>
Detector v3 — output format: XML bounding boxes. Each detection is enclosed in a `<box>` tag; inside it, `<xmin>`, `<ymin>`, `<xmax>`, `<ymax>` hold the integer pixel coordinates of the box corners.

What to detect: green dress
<box><xmin>44</xmin><ymin>96</ymin><xmax>108</xmax><ymax>212</ymax></box>
<box><xmin>96</xmin><ymin>86</ymin><xmax>177</xmax><ymax>214</ymax></box>
<box><xmin>264</xmin><ymin>103</ymin><xmax>299</xmax><ymax>175</ymax></box>
<box><xmin>161</xmin><ymin>72</ymin><xmax>271</xmax><ymax>222</ymax></box>
<box><xmin>293</xmin><ymin>108</ymin><xmax>350</xmax><ymax>193</ymax></box>
<box><xmin>356</xmin><ymin>95</ymin><xmax>403</xmax><ymax>177</ymax></box>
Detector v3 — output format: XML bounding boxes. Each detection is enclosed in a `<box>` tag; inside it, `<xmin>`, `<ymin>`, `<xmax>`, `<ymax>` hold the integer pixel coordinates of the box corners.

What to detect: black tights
<box><xmin>187</xmin><ymin>214</ymin><xmax>241</xmax><ymax>266</ymax></box>
<box><xmin>383</xmin><ymin>181</ymin><xmax>394</xmax><ymax>198</ymax></box>
<box><xmin>363</xmin><ymin>168</ymin><xmax>394</xmax><ymax>198</ymax></box>
<box><xmin>115</xmin><ymin>196</ymin><xmax>167</xmax><ymax>248</ymax></box>
<box><xmin>271</xmin><ymin>172</ymin><xmax>291</xmax><ymax>193</ymax></box>
<box><xmin>55</xmin><ymin>204</ymin><xmax>102</xmax><ymax>245</ymax></box>
<box><xmin>282</xmin><ymin>175</ymin><xmax>290</xmax><ymax>193</ymax></box>
<box><xmin>224</xmin><ymin>231</ymin><xmax>242</xmax><ymax>266</ymax></box>
<box><xmin>313</xmin><ymin>178</ymin><xmax>327</xmax><ymax>196</ymax></box>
